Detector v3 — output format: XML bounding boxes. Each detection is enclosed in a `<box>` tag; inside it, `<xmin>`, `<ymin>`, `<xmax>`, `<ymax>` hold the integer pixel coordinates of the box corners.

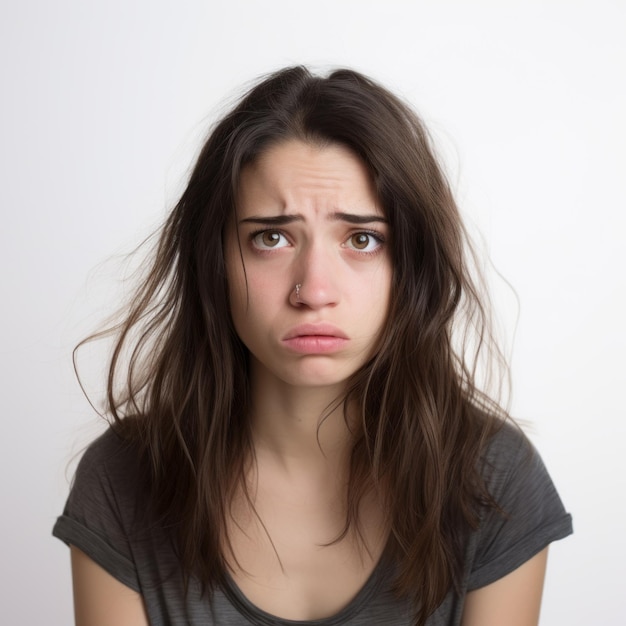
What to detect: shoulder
<box><xmin>56</xmin><ymin>425</ymin><xmax>149</xmax><ymax>556</ymax></box>
<box><xmin>480</xmin><ymin>419</ymin><xmax>565</xmax><ymax>515</ymax></box>
<box><xmin>480</xmin><ymin>420</ymin><xmax>532</xmax><ymax>491</ymax></box>
<box><xmin>77</xmin><ymin>424</ymin><xmax>141</xmax><ymax>472</ymax></box>
<box><xmin>70</xmin><ymin>426</ymin><xmax>144</xmax><ymax>507</ymax></box>
<box><xmin>53</xmin><ymin>425</ymin><xmax>149</xmax><ymax>592</ymax></box>
<box><xmin>466</xmin><ymin>419</ymin><xmax>573</xmax><ymax>590</ymax></box>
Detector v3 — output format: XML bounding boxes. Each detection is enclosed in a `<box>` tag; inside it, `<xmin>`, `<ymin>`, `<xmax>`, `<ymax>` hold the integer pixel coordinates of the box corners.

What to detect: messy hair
<box><xmin>88</xmin><ymin>66</ymin><xmax>509</xmax><ymax>625</ymax></box>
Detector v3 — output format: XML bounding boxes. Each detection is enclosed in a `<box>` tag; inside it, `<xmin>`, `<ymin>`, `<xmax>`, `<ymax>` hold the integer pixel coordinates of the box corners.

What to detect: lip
<box><xmin>282</xmin><ymin>323</ymin><xmax>348</xmax><ymax>340</ymax></box>
<box><xmin>282</xmin><ymin>323</ymin><xmax>349</xmax><ymax>354</ymax></box>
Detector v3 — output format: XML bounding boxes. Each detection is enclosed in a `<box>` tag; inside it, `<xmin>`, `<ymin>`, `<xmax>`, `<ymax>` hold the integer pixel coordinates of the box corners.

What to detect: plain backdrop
<box><xmin>1</xmin><ymin>1</ymin><xmax>624</xmax><ymax>624</ymax></box>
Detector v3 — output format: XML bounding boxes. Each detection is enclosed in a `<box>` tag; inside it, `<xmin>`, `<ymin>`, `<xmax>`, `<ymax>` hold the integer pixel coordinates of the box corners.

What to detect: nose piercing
<box><xmin>294</xmin><ymin>283</ymin><xmax>302</xmax><ymax>303</ymax></box>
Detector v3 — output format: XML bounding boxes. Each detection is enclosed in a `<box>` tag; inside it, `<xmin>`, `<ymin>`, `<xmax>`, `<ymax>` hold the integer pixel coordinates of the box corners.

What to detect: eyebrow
<box><xmin>239</xmin><ymin>212</ymin><xmax>388</xmax><ymax>225</ymax></box>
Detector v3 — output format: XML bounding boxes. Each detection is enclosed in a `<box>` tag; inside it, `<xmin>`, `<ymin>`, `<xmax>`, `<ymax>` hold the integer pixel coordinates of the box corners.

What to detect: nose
<box><xmin>290</xmin><ymin>240</ymin><xmax>340</xmax><ymax>309</ymax></box>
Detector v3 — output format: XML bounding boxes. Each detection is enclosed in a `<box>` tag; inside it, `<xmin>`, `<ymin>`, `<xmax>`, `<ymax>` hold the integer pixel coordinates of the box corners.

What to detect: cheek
<box><xmin>226</xmin><ymin>259</ymin><xmax>277</xmax><ymax>343</ymax></box>
<box><xmin>370</xmin><ymin>268</ymin><xmax>393</xmax><ymax>334</ymax></box>
<box><xmin>366</xmin><ymin>261</ymin><xmax>392</xmax><ymax>307</ymax></box>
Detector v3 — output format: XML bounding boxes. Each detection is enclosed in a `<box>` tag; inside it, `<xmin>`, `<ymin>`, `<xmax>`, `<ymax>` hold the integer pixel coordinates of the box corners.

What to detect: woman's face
<box><xmin>225</xmin><ymin>140</ymin><xmax>392</xmax><ymax>391</ymax></box>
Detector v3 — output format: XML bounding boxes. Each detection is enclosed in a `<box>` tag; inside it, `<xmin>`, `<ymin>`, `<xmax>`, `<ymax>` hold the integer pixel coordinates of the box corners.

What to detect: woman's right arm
<box><xmin>71</xmin><ymin>546</ymin><xmax>150</xmax><ymax>626</ymax></box>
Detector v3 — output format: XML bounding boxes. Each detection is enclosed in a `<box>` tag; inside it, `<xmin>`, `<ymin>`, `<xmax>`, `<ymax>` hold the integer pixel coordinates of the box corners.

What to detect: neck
<box><xmin>248</xmin><ymin>366</ymin><xmax>355</xmax><ymax>474</ymax></box>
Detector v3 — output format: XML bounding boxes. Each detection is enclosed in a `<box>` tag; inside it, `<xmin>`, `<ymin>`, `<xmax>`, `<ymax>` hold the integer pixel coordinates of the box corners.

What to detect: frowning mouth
<box><xmin>282</xmin><ymin>324</ymin><xmax>349</xmax><ymax>354</ymax></box>
<box><xmin>283</xmin><ymin>323</ymin><xmax>348</xmax><ymax>340</ymax></box>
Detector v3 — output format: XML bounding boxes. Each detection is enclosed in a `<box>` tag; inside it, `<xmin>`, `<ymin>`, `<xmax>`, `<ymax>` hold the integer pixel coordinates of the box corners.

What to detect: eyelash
<box><xmin>248</xmin><ymin>229</ymin><xmax>290</xmax><ymax>252</ymax></box>
<box><xmin>248</xmin><ymin>228</ymin><xmax>386</xmax><ymax>255</ymax></box>
<box><xmin>344</xmin><ymin>229</ymin><xmax>386</xmax><ymax>254</ymax></box>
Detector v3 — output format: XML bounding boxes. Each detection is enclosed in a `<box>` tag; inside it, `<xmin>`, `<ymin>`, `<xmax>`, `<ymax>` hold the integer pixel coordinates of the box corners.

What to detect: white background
<box><xmin>1</xmin><ymin>1</ymin><xmax>624</xmax><ymax>623</ymax></box>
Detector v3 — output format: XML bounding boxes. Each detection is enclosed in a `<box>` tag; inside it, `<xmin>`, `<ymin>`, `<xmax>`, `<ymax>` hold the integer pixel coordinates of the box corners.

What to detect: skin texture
<box><xmin>225</xmin><ymin>139</ymin><xmax>392</xmax><ymax>394</ymax></box>
<box><xmin>70</xmin><ymin>546</ymin><xmax>149</xmax><ymax>626</ymax></box>
<box><xmin>69</xmin><ymin>140</ymin><xmax>549</xmax><ymax>625</ymax></box>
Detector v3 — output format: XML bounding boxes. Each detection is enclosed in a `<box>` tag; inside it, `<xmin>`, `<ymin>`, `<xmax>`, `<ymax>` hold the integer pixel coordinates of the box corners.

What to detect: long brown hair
<box><xmin>84</xmin><ymin>66</ymin><xmax>509</xmax><ymax>625</ymax></box>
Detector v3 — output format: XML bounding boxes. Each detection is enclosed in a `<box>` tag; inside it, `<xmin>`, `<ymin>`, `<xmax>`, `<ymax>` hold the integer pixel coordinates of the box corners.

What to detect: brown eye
<box><xmin>251</xmin><ymin>230</ymin><xmax>289</xmax><ymax>249</ymax></box>
<box><xmin>262</xmin><ymin>231</ymin><xmax>281</xmax><ymax>246</ymax></box>
<box><xmin>346</xmin><ymin>232</ymin><xmax>383</xmax><ymax>253</ymax></box>
<box><xmin>350</xmin><ymin>233</ymin><xmax>371</xmax><ymax>249</ymax></box>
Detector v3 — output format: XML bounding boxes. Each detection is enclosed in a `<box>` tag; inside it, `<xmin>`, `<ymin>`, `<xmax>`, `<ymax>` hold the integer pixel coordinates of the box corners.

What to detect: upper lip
<box><xmin>283</xmin><ymin>323</ymin><xmax>348</xmax><ymax>340</ymax></box>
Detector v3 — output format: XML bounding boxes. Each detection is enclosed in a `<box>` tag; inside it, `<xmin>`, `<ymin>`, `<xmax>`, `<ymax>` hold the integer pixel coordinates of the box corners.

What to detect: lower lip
<box><xmin>283</xmin><ymin>336</ymin><xmax>348</xmax><ymax>354</ymax></box>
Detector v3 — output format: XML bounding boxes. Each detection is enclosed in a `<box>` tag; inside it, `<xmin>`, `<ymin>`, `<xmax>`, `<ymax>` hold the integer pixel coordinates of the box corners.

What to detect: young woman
<box><xmin>53</xmin><ymin>66</ymin><xmax>572</xmax><ymax>626</ymax></box>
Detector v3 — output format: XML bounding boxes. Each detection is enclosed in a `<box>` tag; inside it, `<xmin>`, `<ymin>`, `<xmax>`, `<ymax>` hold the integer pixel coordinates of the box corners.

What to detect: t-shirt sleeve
<box><xmin>52</xmin><ymin>429</ymin><xmax>141</xmax><ymax>592</ymax></box>
<box><xmin>466</xmin><ymin>423</ymin><xmax>573</xmax><ymax>590</ymax></box>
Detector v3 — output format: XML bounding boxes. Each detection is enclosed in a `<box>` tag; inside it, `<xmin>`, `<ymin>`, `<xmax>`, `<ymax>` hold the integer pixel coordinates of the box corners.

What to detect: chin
<box><xmin>274</xmin><ymin>364</ymin><xmax>357</xmax><ymax>391</ymax></box>
<box><xmin>249</xmin><ymin>351</ymin><xmax>368</xmax><ymax>392</ymax></box>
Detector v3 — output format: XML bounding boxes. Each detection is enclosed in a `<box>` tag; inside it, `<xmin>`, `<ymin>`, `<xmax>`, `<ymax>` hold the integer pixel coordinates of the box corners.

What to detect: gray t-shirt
<box><xmin>53</xmin><ymin>422</ymin><xmax>572</xmax><ymax>625</ymax></box>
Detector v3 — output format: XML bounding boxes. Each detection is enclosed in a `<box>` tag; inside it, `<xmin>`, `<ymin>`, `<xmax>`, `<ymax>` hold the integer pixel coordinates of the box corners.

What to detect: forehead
<box><xmin>237</xmin><ymin>140</ymin><xmax>382</xmax><ymax>217</ymax></box>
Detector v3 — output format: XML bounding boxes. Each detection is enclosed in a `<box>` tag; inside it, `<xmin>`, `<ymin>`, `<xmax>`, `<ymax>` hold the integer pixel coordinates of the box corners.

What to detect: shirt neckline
<box><xmin>220</xmin><ymin>546</ymin><xmax>393</xmax><ymax>625</ymax></box>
